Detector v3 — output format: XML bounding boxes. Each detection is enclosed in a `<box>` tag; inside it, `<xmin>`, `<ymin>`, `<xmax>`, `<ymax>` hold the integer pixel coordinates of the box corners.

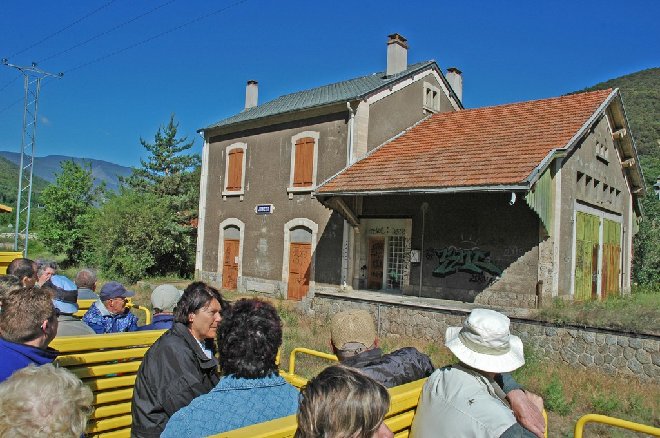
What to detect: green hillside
<box><xmin>0</xmin><ymin>155</ymin><xmax>49</xmax><ymax>209</ymax></box>
<box><xmin>581</xmin><ymin>67</ymin><xmax>660</xmax><ymax>184</ymax></box>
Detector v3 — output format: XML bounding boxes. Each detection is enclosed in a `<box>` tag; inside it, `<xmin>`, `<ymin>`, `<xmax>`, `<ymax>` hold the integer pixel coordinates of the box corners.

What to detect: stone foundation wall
<box><xmin>311</xmin><ymin>295</ymin><xmax>659</xmax><ymax>382</ymax></box>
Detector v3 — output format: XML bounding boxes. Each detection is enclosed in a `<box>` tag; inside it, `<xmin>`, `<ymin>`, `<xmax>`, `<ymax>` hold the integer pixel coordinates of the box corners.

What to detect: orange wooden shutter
<box><xmin>293</xmin><ymin>138</ymin><xmax>314</xmax><ymax>187</ymax></box>
<box><xmin>227</xmin><ymin>149</ymin><xmax>244</xmax><ymax>191</ymax></box>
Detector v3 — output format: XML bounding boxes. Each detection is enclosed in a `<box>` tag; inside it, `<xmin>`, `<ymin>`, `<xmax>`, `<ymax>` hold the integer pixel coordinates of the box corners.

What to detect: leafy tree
<box><xmin>121</xmin><ymin>115</ymin><xmax>200</xmax><ymax>277</ymax></box>
<box><xmin>39</xmin><ymin>160</ymin><xmax>104</xmax><ymax>264</ymax></box>
<box><xmin>85</xmin><ymin>189</ymin><xmax>192</xmax><ymax>282</ymax></box>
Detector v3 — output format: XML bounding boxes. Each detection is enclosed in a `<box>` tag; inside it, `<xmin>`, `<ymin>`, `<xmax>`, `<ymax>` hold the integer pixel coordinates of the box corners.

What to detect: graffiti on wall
<box><xmin>425</xmin><ymin>246</ymin><xmax>502</xmax><ymax>284</ymax></box>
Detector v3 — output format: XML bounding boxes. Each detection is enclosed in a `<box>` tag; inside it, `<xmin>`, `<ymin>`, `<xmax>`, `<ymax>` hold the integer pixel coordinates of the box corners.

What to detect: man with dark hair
<box><xmin>0</xmin><ymin>275</ymin><xmax>22</xmax><ymax>307</ymax></box>
<box><xmin>0</xmin><ymin>287</ymin><xmax>59</xmax><ymax>382</ymax></box>
<box><xmin>6</xmin><ymin>258</ymin><xmax>37</xmax><ymax>287</ymax></box>
<box><xmin>74</xmin><ymin>268</ymin><xmax>99</xmax><ymax>299</ymax></box>
<box><xmin>82</xmin><ymin>281</ymin><xmax>139</xmax><ymax>334</ymax></box>
<box><xmin>163</xmin><ymin>299</ymin><xmax>298</xmax><ymax>437</ymax></box>
<box><xmin>131</xmin><ymin>282</ymin><xmax>228</xmax><ymax>438</ymax></box>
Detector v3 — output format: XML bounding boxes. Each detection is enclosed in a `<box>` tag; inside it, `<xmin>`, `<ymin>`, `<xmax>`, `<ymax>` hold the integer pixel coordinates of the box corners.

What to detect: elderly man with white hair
<box><xmin>411</xmin><ymin>309</ymin><xmax>545</xmax><ymax>438</ymax></box>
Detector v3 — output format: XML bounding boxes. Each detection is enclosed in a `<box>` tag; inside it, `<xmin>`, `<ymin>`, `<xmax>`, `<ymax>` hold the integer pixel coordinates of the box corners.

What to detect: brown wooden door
<box><xmin>602</xmin><ymin>219</ymin><xmax>621</xmax><ymax>298</ymax></box>
<box><xmin>288</xmin><ymin>243</ymin><xmax>311</xmax><ymax>300</ymax></box>
<box><xmin>222</xmin><ymin>239</ymin><xmax>239</xmax><ymax>290</ymax></box>
<box><xmin>367</xmin><ymin>237</ymin><xmax>384</xmax><ymax>290</ymax></box>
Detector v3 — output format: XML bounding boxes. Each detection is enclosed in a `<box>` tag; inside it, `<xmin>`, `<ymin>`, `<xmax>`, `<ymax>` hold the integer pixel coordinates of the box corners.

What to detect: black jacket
<box><xmin>131</xmin><ymin>322</ymin><xmax>219</xmax><ymax>437</ymax></box>
<box><xmin>341</xmin><ymin>347</ymin><xmax>434</xmax><ymax>388</ymax></box>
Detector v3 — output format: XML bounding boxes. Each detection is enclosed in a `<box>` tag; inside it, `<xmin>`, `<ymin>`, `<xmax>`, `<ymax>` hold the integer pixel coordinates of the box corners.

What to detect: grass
<box><xmin>537</xmin><ymin>285</ymin><xmax>660</xmax><ymax>335</ymax></box>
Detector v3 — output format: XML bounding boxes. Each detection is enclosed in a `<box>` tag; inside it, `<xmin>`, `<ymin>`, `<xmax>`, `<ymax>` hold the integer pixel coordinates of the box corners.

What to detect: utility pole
<box><xmin>2</xmin><ymin>59</ymin><xmax>62</xmax><ymax>256</ymax></box>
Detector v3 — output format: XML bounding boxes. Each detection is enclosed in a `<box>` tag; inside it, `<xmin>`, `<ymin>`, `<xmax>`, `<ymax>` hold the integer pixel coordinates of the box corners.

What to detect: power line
<box><xmin>0</xmin><ymin>76</ymin><xmax>20</xmax><ymax>93</ymax></box>
<box><xmin>64</xmin><ymin>0</ymin><xmax>249</xmax><ymax>74</ymax></box>
<box><xmin>9</xmin><ymin>0</ymin><xmax>120</xmax><ymax>59</ymax></box>
<box><xmin>38</xmin><ymin>0</ymin><xmax>178</xmax><ymax>64</ymax></box>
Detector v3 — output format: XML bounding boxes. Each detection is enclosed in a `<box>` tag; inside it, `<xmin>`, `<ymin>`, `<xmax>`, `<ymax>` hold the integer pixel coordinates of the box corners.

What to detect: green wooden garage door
<box><xmin>574</xmin><ymin>212</ymin><xmax>600</xmax><ymax>301</ymax></box>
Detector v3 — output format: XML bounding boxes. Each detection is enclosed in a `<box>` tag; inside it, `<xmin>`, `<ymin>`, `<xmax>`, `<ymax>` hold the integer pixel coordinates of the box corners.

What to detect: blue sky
<box><xmin>1</xmin><ymin>0</ymin><xmax>658</xmax><ymax>168</ymax></box>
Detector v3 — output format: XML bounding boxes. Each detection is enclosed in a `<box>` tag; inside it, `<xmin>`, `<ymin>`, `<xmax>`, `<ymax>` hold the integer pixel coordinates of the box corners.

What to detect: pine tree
<box><xmin>123</xmin><ymin>114</ymin><xmax>201</xmax><ymax>277</ymax></box>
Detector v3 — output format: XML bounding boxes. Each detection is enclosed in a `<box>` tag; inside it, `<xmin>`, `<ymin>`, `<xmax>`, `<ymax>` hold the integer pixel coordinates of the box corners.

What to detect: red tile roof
<box><xmin>318</xmin><ymin>89</ymin><xmax>614</xmax><ymax>194</ymax></box>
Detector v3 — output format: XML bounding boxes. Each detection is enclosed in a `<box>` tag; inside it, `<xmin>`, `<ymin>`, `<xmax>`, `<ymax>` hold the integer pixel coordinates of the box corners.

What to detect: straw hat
<box><xmin>445</xmin><ymin>308</ymin><xmax>524</xmax><ymax>373</ymax></box>
<box><xmin>330</xmin><ymin>309</ymin><xmax>377</xmax><ymax>350</ymax></box>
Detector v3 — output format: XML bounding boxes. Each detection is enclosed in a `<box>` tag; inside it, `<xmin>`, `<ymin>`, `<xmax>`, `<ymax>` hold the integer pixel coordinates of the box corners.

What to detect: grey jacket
<box><xmin>56</xmin><ymin>315</ymin><xmax>96</xmax><ymax>336</ymax></box>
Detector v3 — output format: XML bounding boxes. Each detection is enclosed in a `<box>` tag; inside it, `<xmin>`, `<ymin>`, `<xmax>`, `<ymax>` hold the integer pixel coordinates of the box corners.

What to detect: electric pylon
<box><xmin>2</xmin><ymin>59</ymin><xmax>62</xmax><ymax>256</ymax></box>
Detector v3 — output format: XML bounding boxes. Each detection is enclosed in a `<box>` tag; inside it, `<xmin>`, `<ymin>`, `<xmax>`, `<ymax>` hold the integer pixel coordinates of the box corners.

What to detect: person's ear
<box><xmin>188</xmin><ymin>312</ymin><xmax>195</xmax><ymax>324</ymax></box>
<box><xmin>41</xmin><ymin>320</ymin><xmax>49</xmax><ymax>334</ymax></box>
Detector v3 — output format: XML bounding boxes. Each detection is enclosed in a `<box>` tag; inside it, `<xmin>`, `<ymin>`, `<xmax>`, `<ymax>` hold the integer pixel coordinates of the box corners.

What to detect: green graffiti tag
<box><xmin>426</xmin><ymin>247</ymin><xmax>503</xmax><ymax>278</ymax></box>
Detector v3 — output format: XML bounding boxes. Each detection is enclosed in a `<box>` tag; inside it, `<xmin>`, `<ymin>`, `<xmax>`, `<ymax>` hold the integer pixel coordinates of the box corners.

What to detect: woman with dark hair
<box><xmin>131</xmin><ymin>282</ymin><xmax>229</xmax><ymax>438</ymax></box>
<box><xmin>162</xmin><ymin>298</ymin><xmax>299</xmax><ymax>437</ymax></box>
<box><xmin>296</xmin><ymin>365</ymin><xmax>393</xmax><ymax>438</ymax></box>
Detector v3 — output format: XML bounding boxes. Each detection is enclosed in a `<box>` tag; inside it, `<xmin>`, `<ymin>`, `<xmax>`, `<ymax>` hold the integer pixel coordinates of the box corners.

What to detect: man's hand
<box><xmin>506</xmin><ymin>389</ymin><xmax>545</xmax><ymax>438</ymax></box>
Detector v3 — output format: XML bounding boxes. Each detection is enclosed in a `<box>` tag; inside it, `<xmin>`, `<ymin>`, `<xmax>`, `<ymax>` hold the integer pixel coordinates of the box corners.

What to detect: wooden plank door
<box><xmin>602</xmin><ymin>219</ymin><xmax>621</xmax><ymax>298</ymax></box>
<box><xmin>288</xmin><ymin>243</ymin><xmax>311</xmax><ymax>300</ymax></box>
<box><xmin>222</xmin><ymin>239</ymin><xmax>239</xmax><ymax>290</ymax></box>
<box><xmin>574</xmin><ymin>212</ymin><xmax>600</xmax><ymax>301</ymax></box>
<box><xmin>367</xmin><ymin>237</ymin><xmax>385</xmax><ymax>290</ymax></box>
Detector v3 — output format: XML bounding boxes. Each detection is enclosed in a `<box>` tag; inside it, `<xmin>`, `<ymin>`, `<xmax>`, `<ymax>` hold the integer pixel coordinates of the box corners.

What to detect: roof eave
<box><xmin>524</xmin><ymin>89</ymin><xmax>618</xmax><ymax>187</ymax></box>
<box><xmin>199</xmin><ymin>61</ymin><xmax>444</xmax><ymax>135</ymax></box>
<box><xmin>315</xmin><ymin>183</ymin><xmax>530</xmax><ymax>197</ymax></box>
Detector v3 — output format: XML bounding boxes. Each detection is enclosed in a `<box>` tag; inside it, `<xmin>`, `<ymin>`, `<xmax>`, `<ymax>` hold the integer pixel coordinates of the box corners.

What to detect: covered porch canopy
<box><xmin>315</xmin><ymin>88</ymin><xmax>643</xmax><ymax>227</ymax></box>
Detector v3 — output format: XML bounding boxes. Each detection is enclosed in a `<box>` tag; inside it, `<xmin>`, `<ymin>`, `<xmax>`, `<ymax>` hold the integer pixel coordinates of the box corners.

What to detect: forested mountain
<box><xmin>0</xmin><ymin>156</ymin><xmax>49</xmax><ymax>207</ymax></box>
<box><xmin>580</xmin><ymin>67</ymin><xmax>660</xmax><ymax>184</ymax></box>
<box><xmin>0</xmin><ymin>151</ymin><xmax>132</xmax><ymax>192</ymax></box>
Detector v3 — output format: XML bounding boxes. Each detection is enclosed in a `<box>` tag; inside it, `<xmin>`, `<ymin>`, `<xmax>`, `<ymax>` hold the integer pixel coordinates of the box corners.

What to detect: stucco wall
<box><xmin>360</xmin><ymin>193</ymin><xmax>540</xmax><ymax>305</ymax></box>
<box><xmin>367</xmin><ymin>73</ymin><xmax>453</xmax><ymax>151</ymax></box>
<box><xmin>201</xmin><ymin>112</ymin><xmax>348</xmax><ymax>290</ymax></box>
<box><xmin>556</xmin><ymin>115</ymin><xmax>634</xmax><ymax>296</ymax></box>
<box><xmin>312</xmin><ymin>295</ymin><xmax>659</xmax><ymax>382</ymax></box>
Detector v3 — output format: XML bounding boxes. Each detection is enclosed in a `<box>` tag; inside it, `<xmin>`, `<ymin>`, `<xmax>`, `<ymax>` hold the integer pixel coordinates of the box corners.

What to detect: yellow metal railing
<box><xmin>574</xmin><ymin>414</ymin><xmax>660</xmax><ymax>437</ymax></box>
<box><xmin>278</xmin><ymin>347</ymin><xmax>338</xmax><ymax>389</ymax></box>
<box><xmin>0</xmin><ymin>251</ymin><xmax>22</xmax><ymax>274</ymax></box>
<box><xmin>286</xmin><ymin>347</ymin><xmax>338</xmax><ymax>376</ymax></box>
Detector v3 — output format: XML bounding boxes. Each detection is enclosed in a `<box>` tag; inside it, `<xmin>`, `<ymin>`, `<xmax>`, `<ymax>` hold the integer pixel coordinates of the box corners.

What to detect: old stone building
<box><xmin>317</xmin><ymin>89</ymin><xmax>644</xmax><ymax>307</ymax></box>
<box><xmin>196</xmin><ymin>35</ymin><xmax>644</xmax><ymax>308</ymax></box>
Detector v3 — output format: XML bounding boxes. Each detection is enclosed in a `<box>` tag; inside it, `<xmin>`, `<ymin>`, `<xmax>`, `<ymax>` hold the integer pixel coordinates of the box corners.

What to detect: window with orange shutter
<box><xmin>293</xmin><ymin>137</ymin><xmax>314</xmax><ymax>187</ymax></box>
<box><xmin>226</xmin><ymin>148</ymin><xmax>244</xmax><ymax>191</ymax></box>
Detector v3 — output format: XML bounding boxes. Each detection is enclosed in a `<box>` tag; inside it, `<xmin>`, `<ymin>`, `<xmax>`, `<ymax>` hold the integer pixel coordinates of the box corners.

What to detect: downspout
<box><xmin>419</xmin><ymin>202</ymin><xmax>429</xmax><ymax>297</ymax></box>
<box><xmin>195</xmin><ymin>132</ymin><xmax>209</xmax><ymax>278</ymax></box>
<box><xmin>346</xmin><ymin>102</ymin><xmax>355</xmax><ymax>165</ymax></box>
<box><xmin>341</xmin><ymin>102</ymin><xmax>356</xmax><ymax>288</ymax></box>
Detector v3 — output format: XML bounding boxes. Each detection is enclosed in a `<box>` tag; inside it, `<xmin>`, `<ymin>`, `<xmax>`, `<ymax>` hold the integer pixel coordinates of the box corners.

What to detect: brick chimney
<box><xmin>245</xmin><ymin>80</ymin><xmax>258</xmax><ymax>110</ymax></box>
<box><xmin>386</xmin><ymin>33</ymin><xmax>408</xmax><ymax>76</ymax></box>
<box><xmin>446</xmin><ymin>68</ymin><xmax>462</xmax><ymax>103</ymax></box>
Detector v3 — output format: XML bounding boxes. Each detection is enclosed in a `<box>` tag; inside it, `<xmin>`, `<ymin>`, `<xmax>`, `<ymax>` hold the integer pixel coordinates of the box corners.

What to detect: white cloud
<box><xmin>40</xmin><ymin>116</ymin><xmax>51</xmax><ymax>125</ymax></box>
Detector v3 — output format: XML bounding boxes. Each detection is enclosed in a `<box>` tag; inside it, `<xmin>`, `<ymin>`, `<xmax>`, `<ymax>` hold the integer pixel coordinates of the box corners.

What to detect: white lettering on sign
<box><xmin>255</xmin><ymin>204</ymin><xmax>274</xmax><ymax>215</ymax></box>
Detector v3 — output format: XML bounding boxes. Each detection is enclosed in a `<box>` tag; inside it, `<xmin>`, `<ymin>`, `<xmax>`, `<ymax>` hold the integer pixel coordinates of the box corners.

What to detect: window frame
<box><xmin>422</xmin><ymin>81</ymin><xmax>441</xmax><ymax>113</ymax></box>
<box><xmin>288</xmin><ymin>131</ymin><xmax>320</xmax><ymax>195</ymax></box>
<box><xmin>222</xmin><ymin>142</ymin><xmax>247</xmax><ymax>198</ymax></box>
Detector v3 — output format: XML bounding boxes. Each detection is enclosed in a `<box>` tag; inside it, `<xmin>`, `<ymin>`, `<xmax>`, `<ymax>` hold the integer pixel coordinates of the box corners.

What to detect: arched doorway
<box><xmin>219</xmin><ymin>222</ymin><xmax>243</xmax><ymax>290</ymax></box>
<box><xmin>287</xmin><ymin>226</ymin><xmax>312</xmax><ymax>300</ymax></box>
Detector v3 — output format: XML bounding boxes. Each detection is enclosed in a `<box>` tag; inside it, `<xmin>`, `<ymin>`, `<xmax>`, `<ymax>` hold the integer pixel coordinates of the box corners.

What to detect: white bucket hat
<box><xmin>445</xmin><ymin>308</ymin><xmax>525</xmax><ymax>373</ymax></box>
